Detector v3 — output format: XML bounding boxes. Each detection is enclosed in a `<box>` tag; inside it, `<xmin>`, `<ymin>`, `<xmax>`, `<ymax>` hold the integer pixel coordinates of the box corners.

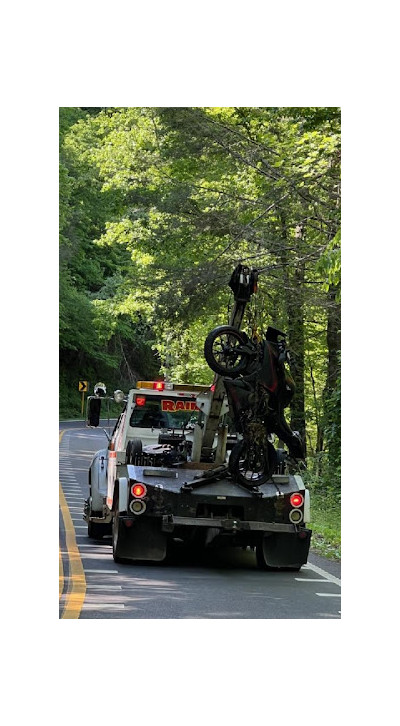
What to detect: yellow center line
<box><xmin>59</xmin><ymin>429</ymin><xmax>87</xmax><ymax>619</ymax></box>
<box><xmin>59</xmin><ymin>547</ymin><xmax>64</xmax><ymax>599</ymax></box>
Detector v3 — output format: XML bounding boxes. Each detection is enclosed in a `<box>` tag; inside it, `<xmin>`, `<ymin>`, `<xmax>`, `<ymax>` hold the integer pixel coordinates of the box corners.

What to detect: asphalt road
<box><xmin>59</xmin><ymin>422</ymin><xmax>341</xmax><ymax>619</ymax></box>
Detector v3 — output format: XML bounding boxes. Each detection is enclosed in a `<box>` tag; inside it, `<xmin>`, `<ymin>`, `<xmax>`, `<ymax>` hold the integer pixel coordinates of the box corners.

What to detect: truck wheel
<box><xmin>256</xmin><ymin>540</ymin><xmax>277</xmax><ymax>571</ymax></box>
<box><xmin>88</xmin><ymin>520</ymin><xmax>105</xmax><ymax>539</ymax></box>
<box><xmin>112</xmin><ymin>496</ymin><xmax>126</xmax><ymax>563</ymax></box>
<box><xmin>256</xmin><ymin>536</ymin><xmax>301</xmax><ymax>571</ymax></box>
<box><xmin>256</xmin><ymin>553</ymin><xmax>300</xmax><ymax>572</ymax></box>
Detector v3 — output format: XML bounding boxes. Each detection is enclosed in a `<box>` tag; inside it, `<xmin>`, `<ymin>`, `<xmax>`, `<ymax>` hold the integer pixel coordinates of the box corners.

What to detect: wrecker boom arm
<box><xmin>198</xmin><ymin>265</ymin><xmax>258</xmax><ymax>460</ymax></box>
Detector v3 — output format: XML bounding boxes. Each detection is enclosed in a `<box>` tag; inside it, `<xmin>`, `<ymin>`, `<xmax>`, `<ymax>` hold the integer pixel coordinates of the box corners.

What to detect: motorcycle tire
<box><xmin>229</xmin><ymin>439</ymin><xmax>277</xmax><ymax>487</ymax></box>
<box><xmin>204</xmin><ymin>326</ymin><xmax>249</xmax><ymax>377</ymax></box>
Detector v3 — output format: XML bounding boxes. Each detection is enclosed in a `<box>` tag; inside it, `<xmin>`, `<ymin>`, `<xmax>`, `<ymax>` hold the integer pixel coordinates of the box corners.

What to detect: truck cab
<box><xmin>124</xmin><ymin>380</ymin><xmax>210</xmax><ymax>447</ymax></box>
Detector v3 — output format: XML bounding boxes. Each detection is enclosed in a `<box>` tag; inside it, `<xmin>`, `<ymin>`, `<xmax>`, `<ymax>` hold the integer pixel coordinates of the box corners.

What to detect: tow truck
<box><xmin>83</xmin><ymin>266</ymin><xmax>312</xmax><ymax>569</ymax></box>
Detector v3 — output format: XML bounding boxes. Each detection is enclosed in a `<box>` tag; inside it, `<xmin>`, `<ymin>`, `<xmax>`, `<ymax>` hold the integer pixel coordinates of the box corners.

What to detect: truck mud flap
<box><xmin>260</xmin><ymin>530</ymin><xmax>312</xmax><ymax>568</ymax></box>
<box><xmin>118</xmin><ymin>518</ymin><xmax>167</xmax><ymax>561</ymax></box>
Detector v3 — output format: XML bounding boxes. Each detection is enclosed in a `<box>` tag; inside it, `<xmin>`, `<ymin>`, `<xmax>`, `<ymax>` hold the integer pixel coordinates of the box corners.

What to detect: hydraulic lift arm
<box><xmin>198</xmin><ymin>265</ymin><xmax>258</xmax><ymax>461</ymax></box>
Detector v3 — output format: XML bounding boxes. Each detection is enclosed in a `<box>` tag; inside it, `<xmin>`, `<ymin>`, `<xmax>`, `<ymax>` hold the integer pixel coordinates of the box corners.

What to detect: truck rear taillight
<box><xmin>290</xmin><ymin>493</ymin><xmax>304</xmax><ymax>508</ymax></box>
<box><xmin>131</xmin><ymin>483</ymin><xmax>147</xmax><ymax>498</ymax></box>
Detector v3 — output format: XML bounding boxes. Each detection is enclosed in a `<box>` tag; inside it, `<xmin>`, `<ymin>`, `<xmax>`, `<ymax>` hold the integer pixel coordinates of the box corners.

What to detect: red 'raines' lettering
<box><xmin>161</xmin><ymin>400</ymin><xmax>199</xmax><ymax>412</ymax></box>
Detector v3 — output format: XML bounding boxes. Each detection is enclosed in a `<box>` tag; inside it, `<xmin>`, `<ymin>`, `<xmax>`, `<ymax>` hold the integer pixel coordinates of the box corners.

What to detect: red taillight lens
<box><xmin>153</xmin><ymin>381</ymin><xmax>165</xmax><ymax>391</ymax></box>
<box><xmin>131</xmin><ymin>483</ymin><xmax>147</xmax><ymax>498</ymax></box>
<box><xmin>290</xmin><ymin>493</ymin><xmax>304</xmax><ymax>508</ymax></box>
<box><xmin>136</xmin><ymin>396</ymin><xmax>146</xmax><ymax>407</ymax></box>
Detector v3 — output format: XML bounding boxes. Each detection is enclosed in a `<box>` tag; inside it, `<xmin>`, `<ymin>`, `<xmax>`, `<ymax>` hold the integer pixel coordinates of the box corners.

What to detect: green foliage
<box><xmin>323</xmin><ymin>373</ymin><xmax>341</xmax><ymax>483</ymax></box>
<box><xmin>317</xmin><ymin>229</ymin><xmax>341</xmax><ymax>296</ymax></box>
<box><xmin>308</xmin><ymin>491</ymin><xmax>341</xmax><ymax>560</ymax></box>
<box><xmin>303</xmin><ymin>452</ymin><xmax>341</xmax><ymax>560</ymax></box>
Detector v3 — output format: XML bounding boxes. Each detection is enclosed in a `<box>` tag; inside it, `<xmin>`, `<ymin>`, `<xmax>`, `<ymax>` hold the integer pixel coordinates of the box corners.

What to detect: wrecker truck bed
<box><xmin>114</xmin><ymin>463</ymin><xmax>311</xmax><ymax>568</ymax></box>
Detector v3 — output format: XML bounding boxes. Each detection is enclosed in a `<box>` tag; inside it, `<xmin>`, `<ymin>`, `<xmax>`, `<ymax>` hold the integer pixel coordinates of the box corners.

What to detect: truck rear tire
<box><xmin>256</xmin><ymin>541</ymin><xmax>278</xmax><ymax>571</ymax></box>
<box><xmin>256</xmin><ymin>534</ymin><xmax>302</xmax><ymax>571</ymax></box>
<box><xmin>88</xmin><ymin>520</ymin><xmax>107</xmax><ymax>539</ymax></box>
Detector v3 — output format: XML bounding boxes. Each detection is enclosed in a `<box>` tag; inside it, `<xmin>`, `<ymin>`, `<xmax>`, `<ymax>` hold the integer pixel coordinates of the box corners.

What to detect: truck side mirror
<box><xmin>87</xmin><ymin>397</ymin><xmax>102</xmax><ymax>427</ymax></box>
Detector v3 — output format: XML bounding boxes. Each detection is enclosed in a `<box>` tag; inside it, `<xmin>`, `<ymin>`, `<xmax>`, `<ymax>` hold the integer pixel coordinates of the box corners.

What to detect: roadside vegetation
<box><xmin>59</xmin><ymin>107</ymin><xmax>341</xmax><ymax>558</ymax></box>
<box><xmin>306</xmin><ymin>482</ymin><xmax>341</xmax><ymax>560</ymax></box>
<box><xmin>309</xmin><ymin>497</ymin><xmax>341</xmax><ymax>560</ymax></box>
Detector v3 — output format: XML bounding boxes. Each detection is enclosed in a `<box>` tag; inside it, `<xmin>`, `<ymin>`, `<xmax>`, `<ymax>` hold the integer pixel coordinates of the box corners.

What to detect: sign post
<box><xmin>78</xmin><ymin>380</ymin><xmax>88</xmax><ymax>417</ymax></box>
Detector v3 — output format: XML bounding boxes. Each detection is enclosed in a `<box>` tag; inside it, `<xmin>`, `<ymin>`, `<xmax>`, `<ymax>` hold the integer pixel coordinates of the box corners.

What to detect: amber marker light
<box><xmin>289</xmin><ymin>509</ymin><xmax>303</xmax><ymax>524</ymax></box>
<box><xmin>129</xmin><ymin>500</ymin><xmax>147</xmax><ymax>515</ymax></box>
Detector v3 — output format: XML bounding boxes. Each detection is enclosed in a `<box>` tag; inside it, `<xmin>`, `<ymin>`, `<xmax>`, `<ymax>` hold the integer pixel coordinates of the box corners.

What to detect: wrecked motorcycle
<box><xmin>204</xmin><ymin>324</ymin><xmax>305</xmax><ymax>487</ymax></box>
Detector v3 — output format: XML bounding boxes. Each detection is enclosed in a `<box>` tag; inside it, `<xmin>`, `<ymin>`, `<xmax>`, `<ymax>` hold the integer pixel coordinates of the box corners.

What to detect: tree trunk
<box><xmin>287</xmin><ymin>262</ymin><xmax>306</xmax><ymax>445</ymax></box>
<box><xmin>325</xmin><ymin>284</ymin><xmax>341</xmax><ymax>392</ymax></box>
<box><xmin>278</xmin><ymin>213</ymin><xmax>307</xmax><ymax>452</ymax></box>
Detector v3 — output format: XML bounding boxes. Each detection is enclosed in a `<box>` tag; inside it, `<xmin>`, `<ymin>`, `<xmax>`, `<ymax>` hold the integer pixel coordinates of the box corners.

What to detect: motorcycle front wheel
<box><xmin>228</xmin><ymin>439</ymin><xmax>277</xmax><ymax>487</ymax></box>
<box><xmin>204</xmin><ymin>326</ymin><xmax>249</xmax><ymax>376</ymax></box>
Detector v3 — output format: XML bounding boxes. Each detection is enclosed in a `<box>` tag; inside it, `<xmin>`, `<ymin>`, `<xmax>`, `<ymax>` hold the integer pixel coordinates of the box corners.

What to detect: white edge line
<box><xmin>84</xmin><ymin>570</ymin><xmax>119</xmax><ymax>573</ymax></box>
<box><xmin>82</xmin><ymin>604</ymin><xmax>125</xmax><ymax>609</ymax></box>
<box><xmin>295</xmin><ymin>578</ymin><xmax>335</xmax><ymax>582</ymax></box>
<box><xmin>86</xmin><ymin>585</ymin><xmax>122</xmax><ymax>590</ymax></box>
<box><xmin>305</xmin><ymin>562</ymin><xmax>341</xmax><ymax>586</ymax></box>
<box><xmin>76</xmin><ymin>544</ymin><xmax>107</xmax><ymax>547</ymax></box>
